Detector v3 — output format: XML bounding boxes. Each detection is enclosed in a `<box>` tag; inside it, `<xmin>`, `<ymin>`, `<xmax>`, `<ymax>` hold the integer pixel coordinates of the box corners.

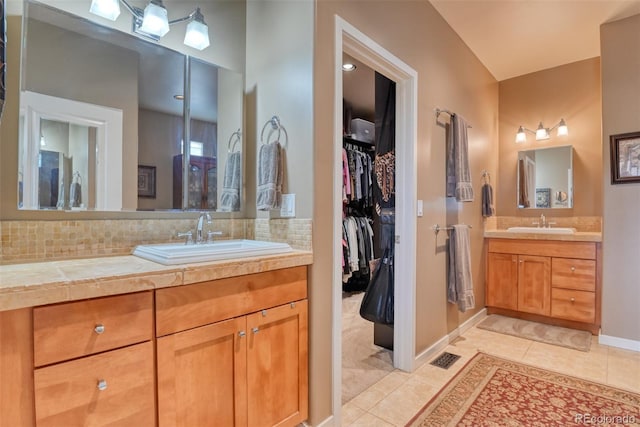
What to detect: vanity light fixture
<box><xmin>89</xmin><ymin>0</ymin><xmax>210</xmax><ymax>50</ymax></box>
<box><xmin>515</xmin><ymin>118</ymin><xmax>568</xmax><ymax>143</ymax></box>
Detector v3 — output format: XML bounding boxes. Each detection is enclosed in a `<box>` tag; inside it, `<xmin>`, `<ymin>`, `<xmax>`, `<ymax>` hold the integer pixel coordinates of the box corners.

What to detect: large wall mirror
<box><xmin>517</xmin><ymin>145</ymin><xmax>573</xmax><ymax>209</ymax></box>
<box><xmin>17</xmin><ymin>0</ymin><xmax>244</xmax><ymax>212</ymax></box>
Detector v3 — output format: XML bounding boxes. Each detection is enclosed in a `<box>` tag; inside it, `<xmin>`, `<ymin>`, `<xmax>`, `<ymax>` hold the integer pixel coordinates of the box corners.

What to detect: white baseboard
<box><xmin>414</xmin><ymin>308</ymin><xmax>487</xmax><ymax>367</ymax></box>
<box><xmin>304</xmin><ymin>415</ymin><xmax>335</xmax><ymax>427</ymax></box>
<box><xmin>599</xmin><ymin>334</ymin><xmax>640</xmax><ymax>352</ymax></box>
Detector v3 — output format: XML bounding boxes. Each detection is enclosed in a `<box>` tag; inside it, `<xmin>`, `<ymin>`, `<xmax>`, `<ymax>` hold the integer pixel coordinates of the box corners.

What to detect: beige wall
<box><xmin>245</xmin><ymin>0</ymin><xmax>314</xmax><ymax>219</ymax></box>
<box><xmin>313</xmin><ymin>1</ymin><xmax>499</xmax><ymax>423</ymax></box>
<box><xmin>600</xmin><ymin>14</ymin><xmax>640</xmax><ymax>343</ymax></box>
<box><xmin>497</xmin><ymin>58</ymin><xmax>602</xmax><ymax>217</ymax></box>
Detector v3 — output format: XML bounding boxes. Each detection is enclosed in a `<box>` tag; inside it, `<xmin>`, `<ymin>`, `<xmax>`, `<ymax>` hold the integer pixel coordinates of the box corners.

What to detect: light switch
<box><xmin>280</xmin><ymin>194</ymin><xmax>296</xmax><ymax>217</ymax></box>
<box><xmin>417</xmin><ymin>199</ymin><xmax>424</xmax><ymax>217</ymax></box>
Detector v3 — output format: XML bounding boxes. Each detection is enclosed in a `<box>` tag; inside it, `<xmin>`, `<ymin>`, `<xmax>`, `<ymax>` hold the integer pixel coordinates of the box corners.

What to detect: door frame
<box><xmin>332</xmin><ymin>15</ymin><xmax>418</xmax><ymax>419</ymax></box>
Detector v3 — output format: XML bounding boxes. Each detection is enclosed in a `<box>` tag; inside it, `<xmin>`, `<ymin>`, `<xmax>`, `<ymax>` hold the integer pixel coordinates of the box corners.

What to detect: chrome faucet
<box><xmin>196</xmin><ymin>212</ymin><xmax>212</xmax><ymax>243</ymax></box>
<box><xmin>540</xmin><ymin>214</ymin><xmax>546</xmax><ymax>228</ymax></box>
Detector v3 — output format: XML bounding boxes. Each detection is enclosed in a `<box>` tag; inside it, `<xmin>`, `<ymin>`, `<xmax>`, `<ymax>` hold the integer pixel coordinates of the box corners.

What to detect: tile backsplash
<box><xmin>0</xmin><ymin>218</ymin><xmax>312</xmax><ymax>264</ymax></box>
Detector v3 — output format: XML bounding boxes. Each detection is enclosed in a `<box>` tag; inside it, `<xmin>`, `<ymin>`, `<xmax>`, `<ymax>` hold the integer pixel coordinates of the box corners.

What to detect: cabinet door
<box><xmin>486</xmin><ymin>253</ymin><xmax>518</xmax><ymax>310</ymax></box>
<box><xmin>157</xmin><ymin>317</ymin><xmax>248</xmax><ymax>427</ymax></box>
<box><xmin>247</xmin><ymin>300</ymin><xmax>308</xmax><ymax>427</ymax></box>
<box><xmin>517</xmin><ymin>255</ymin><xmax>551</xmax><ymax>316</ymax></box>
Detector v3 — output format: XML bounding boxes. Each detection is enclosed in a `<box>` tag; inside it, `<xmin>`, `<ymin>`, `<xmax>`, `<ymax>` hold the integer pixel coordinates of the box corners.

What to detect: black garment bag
<box><xmin>359</xmin><ymin>223</ymin><xmax>394</xmax><ymax>325</ymax></box>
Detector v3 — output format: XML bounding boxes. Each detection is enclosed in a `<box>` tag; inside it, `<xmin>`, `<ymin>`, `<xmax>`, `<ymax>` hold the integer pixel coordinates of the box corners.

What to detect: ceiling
<box><xmin>429</xmin><ymin>0</ymin><xmax>640</xmax><ymax>81</ymax></box>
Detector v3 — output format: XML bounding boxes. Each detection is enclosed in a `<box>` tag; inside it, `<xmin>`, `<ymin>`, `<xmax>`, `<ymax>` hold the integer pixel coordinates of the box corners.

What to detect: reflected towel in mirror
<box><xmin>219</xmin><ymin>152</ymin><xmax>241</xmax><ymax>212</ymax></box>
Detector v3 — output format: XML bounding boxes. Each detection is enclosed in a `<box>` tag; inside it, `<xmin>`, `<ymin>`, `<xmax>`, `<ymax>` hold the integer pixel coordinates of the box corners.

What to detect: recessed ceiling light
<box><xmin>174</xmin><ymin>94</ymin><xmax>184</xmax><ymax>100</ymax></box>
<box><xmin>342</xmin><ymin>63</ymin><xmax>356</xmax><ymax>72</ymax></box>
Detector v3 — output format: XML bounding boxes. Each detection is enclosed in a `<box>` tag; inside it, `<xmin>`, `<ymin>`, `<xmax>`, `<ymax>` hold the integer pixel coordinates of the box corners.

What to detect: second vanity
<box><xmin>484</xmin><ymin>228</ymin><xmax>602</xmax><ymax>334</ymax></box>
<box><xmin>0</xmin><ymin>250</ymin><xmax>312</xmax><ymax>427</ymax></box>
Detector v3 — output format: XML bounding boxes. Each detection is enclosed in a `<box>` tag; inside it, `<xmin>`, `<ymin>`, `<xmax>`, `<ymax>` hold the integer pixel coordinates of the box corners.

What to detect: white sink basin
<box><xmin>133</xmin><ymin>239</ymin><xmax>293</xmax><ymax>265</ymax></box>
<box><xmin>507</xmin><ymin>227</ymin><xmax>577</xmax><ymax>234</ymax></box>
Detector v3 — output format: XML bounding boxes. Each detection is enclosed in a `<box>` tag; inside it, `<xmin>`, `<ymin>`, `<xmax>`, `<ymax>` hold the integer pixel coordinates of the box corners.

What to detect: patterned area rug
<box><xmin>407</xmin><ymin>353</ymin><xmax>640</xmax><ymax>426</ymax></box>
<box><xmin>477</xmin><ymin>314</ymin><xmax>592</xmax><ymax>351</ymax></box>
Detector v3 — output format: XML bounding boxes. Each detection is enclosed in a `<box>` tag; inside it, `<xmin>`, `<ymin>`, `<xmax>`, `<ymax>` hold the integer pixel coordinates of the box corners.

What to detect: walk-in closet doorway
<box><xmin>332</xmin><ymin>16</ymin><xmax>418</xmax><ymax>422</ymax></box>
<box><xmin>341</xmin><ymin>54</ymin><xmax>396</xmax><ymax>404</ymax></box>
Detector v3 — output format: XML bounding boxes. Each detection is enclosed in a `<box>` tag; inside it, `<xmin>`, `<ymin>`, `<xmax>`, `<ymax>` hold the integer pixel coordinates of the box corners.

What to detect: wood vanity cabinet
<box><xmin>486</xmin><ymin>239</ymin><xmax>601</xmax><ymax>333</ymax></box>
<box><xmin>32</xmin><ymin>292</ymin><xmax>156</xmax><ymax>427</ymax></box>
<box><xmin>486</xmin><ymin>252</ymin><xmax>550</xmax><ymax>315</ymax></box>
<box><xmin>155</xmin><ymin>266</ymin><xmax>309</xmax><ymax>427</ymax></box>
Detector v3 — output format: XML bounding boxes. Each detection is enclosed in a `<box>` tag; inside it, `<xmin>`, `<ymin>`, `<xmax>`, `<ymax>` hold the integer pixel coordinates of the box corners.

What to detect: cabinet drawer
<box><xmin>552</xmin><ymin>258</ymin><xmax>596</xmax><ymax>291</ymax></box>
<box><xmin>156</xmin><ymin>266</ymin><xmax>307</xmax><ymax>336</ymax></box>
<box><xmin>34</xmin><ymin>341</ymin><xmax>155</xmax><ymax>427</ymax></box>
<box><xmin>551</xmin><ymin>288</ymin><xmax>595</xmax><ymax>323</ymax></box>
<box><xmin>34</xmin><ymin>292</ymin><xmax>153</xmax><ymax>367</ymax></box>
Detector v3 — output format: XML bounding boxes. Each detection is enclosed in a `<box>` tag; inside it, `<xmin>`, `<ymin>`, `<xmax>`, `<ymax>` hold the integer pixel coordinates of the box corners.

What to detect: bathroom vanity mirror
<box><xmin>517</xmin><ymin>145</ymin><xmax>573</xmax><ymax>209</ymax></box>
<box><xmin>17</xmin><ymin>0</ymin><xmax>244</xmax><ymax>212</ymax></box>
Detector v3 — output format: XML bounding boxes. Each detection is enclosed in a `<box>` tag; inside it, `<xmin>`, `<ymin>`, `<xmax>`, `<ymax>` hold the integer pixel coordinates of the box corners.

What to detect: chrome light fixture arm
<box><xmin>90</xmin><ymin>0</ymin><xmax>210</xmax><ymax>49</ymax></box>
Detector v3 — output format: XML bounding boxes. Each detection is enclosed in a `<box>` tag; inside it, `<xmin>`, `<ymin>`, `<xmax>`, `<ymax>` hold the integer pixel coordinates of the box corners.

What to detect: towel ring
<box><xmin>228</xmin><ymin>129</ymin><xmax>242</xmax><ymax>153</ymax></box>
<box><xmin>260</xmin><ymin>115</ymin><xmax>288</xmax><ymax>148</ymax></box>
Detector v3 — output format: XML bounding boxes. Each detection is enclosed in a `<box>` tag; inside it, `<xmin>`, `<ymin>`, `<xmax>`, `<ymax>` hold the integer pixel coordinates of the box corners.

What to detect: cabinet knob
<box><xmin>519</xmin><ymin>260</ymin><xmax>523</xmax><ymax>264</ymax></box>
<box><xmin>570</xmin><ymin>297</ymin><xmax>576</xmax><ymax>303</ymax></box>
<box><xmin>252</xmin><ymin>327</ymin><xmax>259</xmax><ymax>334</ymax></box>
<box><xmin>97</xmin><ymin>379</ymin><xmax>108</xmax><ymax>391</ymax></box>
<box><xmin>570</xmin><ymin>266</ymin><xmax>576</xmax><ymax>272</ymax></box>
<box><xmin>94</xmin><ymin>324</ymin><xmax>105</xmax><ymax>335</ymax></box>
<box><xmin>290</xmin><ymin>302</ymin><xmax>296</xmax><ymax>309</ymax></box>
<box><xmin>261</xmin><ymin>310</ymin><xmax>267</xmax><ymax>317</ymax></box>
<box><xmin>238</xmin><ymin>331</ymin><xmax>246</xmax><ymax>337</ymax></box>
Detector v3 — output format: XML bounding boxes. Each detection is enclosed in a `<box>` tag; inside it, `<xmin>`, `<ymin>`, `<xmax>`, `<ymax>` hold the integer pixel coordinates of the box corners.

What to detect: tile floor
<box><xmin>341</xmin><ymin>322</ymin><xmax>640</xmax><ymax>426</ymax></box>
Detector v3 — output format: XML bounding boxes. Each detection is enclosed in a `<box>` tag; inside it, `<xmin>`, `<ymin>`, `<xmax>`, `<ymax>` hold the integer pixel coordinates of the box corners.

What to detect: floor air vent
<box><xmin>430</xmin><ymin>352</ymin><xmax>461</xmax><ymax>369</ymax></box>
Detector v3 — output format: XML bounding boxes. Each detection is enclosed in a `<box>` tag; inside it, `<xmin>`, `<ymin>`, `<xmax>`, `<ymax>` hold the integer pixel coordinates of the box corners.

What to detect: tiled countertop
<box><xmin>484</xmin><ymin>230</ymin><xmax>602</xmax><ymax>242</ymax></box>
<box><xmin>0</xmin><ymin>251</ymin><xmax>313</xmax><ymax>312</ymax></box>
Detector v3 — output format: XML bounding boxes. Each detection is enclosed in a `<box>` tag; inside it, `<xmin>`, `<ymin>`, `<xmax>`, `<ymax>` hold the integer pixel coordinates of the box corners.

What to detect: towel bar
<box><xmin>260</xmin><ymin>115</ymin><xmax>289</xmax><ymax>147</ymax></box>
<box><xmin>435</xmin><ymin>108</ymin><xmax>472</xmax><ymax>128</ymax></box>
<box><xmin>432</xmin><ymin>224</ymin><xmax>472</xmax><ymax>234</ymax></box>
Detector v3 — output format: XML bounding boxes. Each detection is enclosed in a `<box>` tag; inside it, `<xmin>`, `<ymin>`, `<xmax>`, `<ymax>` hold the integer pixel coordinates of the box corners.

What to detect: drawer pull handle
<box><xmin>97</xmin><ymin>379</ymin><xmax>108</xmax><ymax>391</ymax></box>
<box><xmin>570</xmin><ymin>266</ymin><xmax>576</xmax><ymax>272</ymax></box>
<box><xmin>252</xmin><ymin>327</ymin><xmax>259</xmax><ymax>334</ymax></box>
<box><xmin>238</xmin><ymin>331</ymin><xmax>246</xmax><ymax>337</ymax></box>
<box><xmin>570</xmin><ymin>297</ymin><xmax>576</xmax><ymax>302</ymax></box>
<box><xmin>94</xmin><ymin>324</ymin><xmax>105</xmax><ymax>335</ymax></box>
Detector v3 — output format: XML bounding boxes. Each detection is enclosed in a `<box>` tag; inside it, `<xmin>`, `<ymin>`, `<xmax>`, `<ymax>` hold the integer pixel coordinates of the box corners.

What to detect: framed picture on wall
<box><xmin>535</xmin><ymin>188</ymin><xmax>551</xmax><ymax>208</ymax></box>
<box><xmin>138</xmin><ymin>165</ymin><xmax>156</xmax><ymax>198</ymax></box>
<box><xmin>610</xmin><ymin>131</ymin><xmax>640</xmax><ymax>184</ymax></box>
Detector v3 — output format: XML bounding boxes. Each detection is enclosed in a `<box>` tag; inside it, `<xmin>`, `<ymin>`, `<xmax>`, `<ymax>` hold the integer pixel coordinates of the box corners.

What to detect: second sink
<box><xmin>507</xmin><ymin>226</ymin><xmax>577</xmax><ymax>234</ymax></box>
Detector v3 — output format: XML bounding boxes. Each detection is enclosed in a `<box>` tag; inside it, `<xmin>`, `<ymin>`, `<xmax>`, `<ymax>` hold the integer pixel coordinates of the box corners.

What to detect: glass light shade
<box><xmin>139</xmin><ymin>2</ymin><xmax>170</xmax><ymax>37</ymax></box>
<box><xmin>89</xmin><ymin>0</ymin><xmax>121</xmax><ymax>21</ymax></box>
<box><xmin>184</xmin><ymin>20</ymin><xmax>210</xmax><ymax>50</ymax></box>
<box><xmin>515</xmin><ymin>126</ymin><xmax>527</xmax><ymax>143</ymax></box>
<box><xmin>557</xmin><ymin>119</ymin><xmax>568</xmax><ymax>136</ymax></box>
<box><xmin>535</xmin><ymin>122</ymin><xmax>549</xmax><ymax>140</ymax></box>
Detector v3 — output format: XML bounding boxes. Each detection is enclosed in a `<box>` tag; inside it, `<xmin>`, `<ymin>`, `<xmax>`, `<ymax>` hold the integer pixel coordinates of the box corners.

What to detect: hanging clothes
<box><xmin>342</xmin><ymin>216</ymin><xmax>375</xmax><ymax>285</ymax></box>
<box><xmin>342</xmin><ymin>145</ymin><xmax>374</xmax><ymax>210</ymax></box>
